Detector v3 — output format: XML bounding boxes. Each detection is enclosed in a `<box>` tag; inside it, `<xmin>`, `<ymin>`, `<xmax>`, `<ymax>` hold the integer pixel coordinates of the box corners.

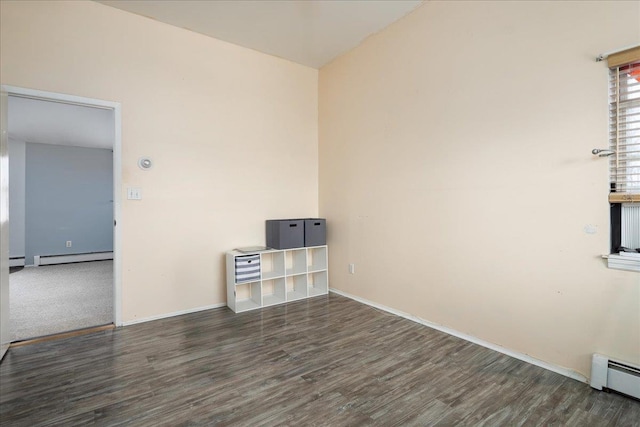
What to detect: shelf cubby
<box><xmin>308</xmin><ymin>271</ymin><xmax>328</xmax><ymax>297</ymax></box>
<box><xmin>260</xmin><ymin>251</ymin><xmax>285</xmax><ymax>280</ymax></box>
<box><xmin>285</xmin><ymin>249</ymin><xmax>307</xmax><ymax>276</ymax></box>
<box><xmin>307</xmin><ymin>246</ymin><xmax>328</xmax><ymax>272</ymax></box>
<box><xmin>234</xmin><ymin>281</ymin><xmax>261</xmax><ymax>312</ymax></box>
<box><xmin>262</xmin><ymin>277</ymin><xmax>286</xmax><ymax>307</ymax></box>
<box><xmin>286</xmin><ymin>275</ymin><xmax>308</xmax><ymax>302</ymax></box>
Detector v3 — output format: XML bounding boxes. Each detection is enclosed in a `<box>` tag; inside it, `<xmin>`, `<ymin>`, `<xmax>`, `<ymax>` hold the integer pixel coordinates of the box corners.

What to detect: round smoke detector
<box><xmin>138</xmin><ymin>157</ymin><xmax>153</xmax><ymax>170</ymax></box>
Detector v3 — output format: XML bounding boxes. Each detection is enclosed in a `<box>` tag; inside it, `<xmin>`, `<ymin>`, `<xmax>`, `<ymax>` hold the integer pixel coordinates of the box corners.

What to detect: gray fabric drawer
<box><xmin>235</xmin><ymin>254</ymin><xmax>260</xmax><ymax>283</ymax></box>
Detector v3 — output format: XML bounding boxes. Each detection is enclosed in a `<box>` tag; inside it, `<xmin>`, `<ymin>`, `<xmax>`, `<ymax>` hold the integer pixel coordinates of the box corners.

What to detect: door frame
<box><xmin>1</xmin><ymin>85</ymin><xmax>123</xmax><ymax>327</ymax></box>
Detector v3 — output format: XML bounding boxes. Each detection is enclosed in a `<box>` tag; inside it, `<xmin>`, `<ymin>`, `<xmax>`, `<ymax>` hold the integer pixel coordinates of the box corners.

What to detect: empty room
<box><xmin>0</xmin><ymin>0</ymin><xmax>638</xmax><ymax>425</ymax></box>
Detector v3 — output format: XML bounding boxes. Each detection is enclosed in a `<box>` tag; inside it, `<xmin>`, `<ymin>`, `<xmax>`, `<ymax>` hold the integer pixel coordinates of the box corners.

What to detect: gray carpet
<box><xmin>10</xmin><ymin>260</ymin><xmax>113</xmax><ymax>341</ymax></box>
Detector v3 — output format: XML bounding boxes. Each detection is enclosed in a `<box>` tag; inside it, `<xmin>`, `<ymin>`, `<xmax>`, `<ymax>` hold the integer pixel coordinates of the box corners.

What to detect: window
<box><xmin>606</xmin><ymin>46</ymin><xmax>640</xmax><ymax>272</ymax></box>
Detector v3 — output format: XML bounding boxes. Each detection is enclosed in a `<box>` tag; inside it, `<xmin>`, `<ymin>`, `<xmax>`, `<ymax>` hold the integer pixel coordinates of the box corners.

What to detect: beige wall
<box><xmin>319</xmin><ymin>1</ymin><xmax>640</xmax><ymax>378</ymax></box>
<box><xmin>0</xmin><ymin>1</ymin><xmax>318</xmax><ymax>322</ymax></box>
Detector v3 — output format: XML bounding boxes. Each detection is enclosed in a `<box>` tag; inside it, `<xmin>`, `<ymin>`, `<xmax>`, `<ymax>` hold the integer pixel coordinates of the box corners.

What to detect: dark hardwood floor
<box><xmin>1</xmin><ymin>293</ymin><xmax>638</xmax><ymax>426</ymax></box>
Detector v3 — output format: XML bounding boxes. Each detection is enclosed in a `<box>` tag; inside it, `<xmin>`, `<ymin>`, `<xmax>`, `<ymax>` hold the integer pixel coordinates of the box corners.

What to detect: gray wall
<box><xmin>25</xmin><ymin>143</ymin><xmax>113</xmax><ymax>265</ymax></box>
<box><xmin>8</xmin><ymin>139</ymin><xmax>25</xmax><ymax>258</ymax></box>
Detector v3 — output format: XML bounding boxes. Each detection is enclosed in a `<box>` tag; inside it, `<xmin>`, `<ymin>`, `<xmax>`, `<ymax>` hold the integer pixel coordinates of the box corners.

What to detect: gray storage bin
<box><xmin>266</xmin><ymin>219</ymin><xmax>304</xmax><ymax>249</ymax></box>
<box><xmin>304</xmin><ymin>219</ymin><xmax>326</xmax><ymax>247</ymax></box>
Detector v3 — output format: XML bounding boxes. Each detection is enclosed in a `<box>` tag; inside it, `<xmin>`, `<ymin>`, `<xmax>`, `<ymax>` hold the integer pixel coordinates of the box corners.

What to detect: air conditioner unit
<box><xmin>590</xmin><ymin>354</ymin><xmax>640</xmax><ymax>400</ymax></box>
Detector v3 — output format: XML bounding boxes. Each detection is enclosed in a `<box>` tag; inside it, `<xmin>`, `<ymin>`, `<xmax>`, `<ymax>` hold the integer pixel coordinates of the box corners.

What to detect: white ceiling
<box><xmin>96</xmin><ymin>0</ymin><xmax>423</xmax><ymax>68</ymax></box>
<box><xmin>8</xmin><ymin>96</ymin><xmax>114</xmax><ymax>149</ymax></box>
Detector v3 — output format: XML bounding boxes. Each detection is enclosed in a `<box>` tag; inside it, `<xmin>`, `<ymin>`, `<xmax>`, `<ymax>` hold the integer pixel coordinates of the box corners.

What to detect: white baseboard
<box><xmin>329</xmin><ymin>288</ymin><xmax>588</xmax><ymax>384</ymax></box>
<box><xmin>34</xmin><ymin>252</ymin><xmax>113</xmax><ymax>266</ymax></box>
<box><xmin>122</xmin><ymin>303</ymin><xmax>227</xmax><ymax>326</ymax></box>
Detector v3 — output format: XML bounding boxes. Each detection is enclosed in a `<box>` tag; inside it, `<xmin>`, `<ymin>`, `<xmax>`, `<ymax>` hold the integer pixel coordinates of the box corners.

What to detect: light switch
<box><xmin>127</xmin><ymin>187</ymin><xmax>142</xmax><ymax>200</ymax></box>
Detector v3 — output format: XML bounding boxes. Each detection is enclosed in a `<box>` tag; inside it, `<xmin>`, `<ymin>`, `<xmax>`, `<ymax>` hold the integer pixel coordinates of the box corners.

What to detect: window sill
<box><xmin>607</xmin><ymin>254</ymin><xmax>640</xmax><ymax>272</ymax></box>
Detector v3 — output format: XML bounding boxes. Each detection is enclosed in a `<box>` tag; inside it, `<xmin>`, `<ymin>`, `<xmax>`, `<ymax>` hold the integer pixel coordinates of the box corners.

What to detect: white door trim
<box><xmin>1</xmin><ymin>86</ymin><xmax>10</xmax><ymax>360</ymax></box>
<box><xmin>2</xmin><ymin>85</ymin><xmax>123</xmax><ymax>327</ymax></box>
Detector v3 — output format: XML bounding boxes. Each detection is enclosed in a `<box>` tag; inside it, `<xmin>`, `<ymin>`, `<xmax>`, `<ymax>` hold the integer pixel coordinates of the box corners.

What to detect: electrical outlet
<box><xmin>66</xmin><ymin>241</ymin><xmax>72</xmax><ymax>248</ymax></box>
<box><xmin>349</xmin><ymin>263</ymin><xmax>355</xmax><ymax>274</ymax></box>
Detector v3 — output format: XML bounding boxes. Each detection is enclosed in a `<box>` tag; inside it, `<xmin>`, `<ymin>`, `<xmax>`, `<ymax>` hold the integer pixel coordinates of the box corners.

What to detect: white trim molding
<box><xmin>607</xmin><ymin>254</ymin><xmax>640</xmax><ymax>272</ymax></box>
<box><xmin>122</xmin><ymin>303</ymin><xmax>227</xmax><ymax>327</ymax></box>
<box><xmin>329</xmin><ymin>288</ymin><xmax>588</xmax><ymax>384</ymax></box>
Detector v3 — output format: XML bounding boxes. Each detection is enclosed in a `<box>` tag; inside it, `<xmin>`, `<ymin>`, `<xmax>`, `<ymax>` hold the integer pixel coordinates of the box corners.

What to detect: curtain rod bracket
<box><xmin>592</xmin><ymin>148</ymin><xmax>615</xmax><ymax>157</ymax></box>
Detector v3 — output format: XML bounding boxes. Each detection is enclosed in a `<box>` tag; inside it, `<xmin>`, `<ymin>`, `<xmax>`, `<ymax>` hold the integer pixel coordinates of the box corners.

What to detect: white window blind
<box><xmin>609</xmin><ymin>49</ymin><xmax>640</xmax><ymax>203</ymax></box>
<box><xmin>606</xmin><ymin>47</ymin><xmax>640</xmax><ymax>270</ymax></box>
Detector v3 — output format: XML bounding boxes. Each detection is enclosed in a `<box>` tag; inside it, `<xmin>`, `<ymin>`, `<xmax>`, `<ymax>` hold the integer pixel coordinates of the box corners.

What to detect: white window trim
<box><xmin>604</xmin><ymin>47</ymin><xmax>640</xmax><ymax>272</ymax></box>
<box><xmin>607</xmin><ymin>254</ymin><xmax>640</xmax><ymax>272</ymax></box>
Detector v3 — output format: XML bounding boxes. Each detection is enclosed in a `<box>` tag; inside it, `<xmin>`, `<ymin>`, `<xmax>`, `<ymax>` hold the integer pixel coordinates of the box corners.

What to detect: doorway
<box><xmin>1</xmin><ymin>86</ymin><xmax>122</xmax><ymax>345</ymax></box>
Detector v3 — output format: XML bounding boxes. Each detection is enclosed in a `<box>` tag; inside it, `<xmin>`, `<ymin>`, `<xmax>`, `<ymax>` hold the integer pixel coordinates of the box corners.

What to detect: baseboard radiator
<box><xmin>591</xmin><ymin>354</ymin><xmax>640</xmax><ymax>399</ymax></box>
<box><xmin>622</xmin><ymin>204</ymin><xmax>640</xmax><ymax>249</ymax></box>
<box><xmin>9</xmin><ymin>257</ymin><xmax>25</xmax><ymax>267</ymax></box>
<box><xmin>33</xmin><ymin>251</ymin><xmax>114</xmax><ymax>266</ymax></box>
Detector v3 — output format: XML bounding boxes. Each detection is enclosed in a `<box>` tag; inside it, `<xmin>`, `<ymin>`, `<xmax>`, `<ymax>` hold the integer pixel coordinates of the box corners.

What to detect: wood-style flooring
<box><xmin>1</xmin><ymin>293</ymin><xmax>638</xmax><ymax>426</ymax></box>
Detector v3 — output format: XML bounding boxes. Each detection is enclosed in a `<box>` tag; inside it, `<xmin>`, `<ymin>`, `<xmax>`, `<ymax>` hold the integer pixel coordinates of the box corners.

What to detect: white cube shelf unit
<box><xmin>226</xmin><ymin>245</ymin><xmax>329</xmax><ymax>313</ymax></box>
